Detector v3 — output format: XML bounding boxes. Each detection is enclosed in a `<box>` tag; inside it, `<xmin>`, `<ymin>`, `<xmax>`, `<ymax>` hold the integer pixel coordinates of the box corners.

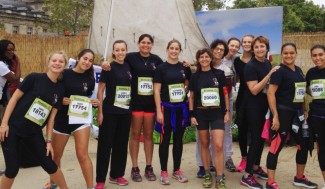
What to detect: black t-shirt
<box><xmin>306</xmin><ymin>66</ymin><xmax>325</xmax><ymax>116</ymax></box>
<box><xmin>153</xmin><ymin>62</ymin><xmax>191</xmax><ymax>103</ymax></box>
<box><xmin>243</xmin><ymin>57</ymin><xmax>272</xmax><ymax>108</ymax></box>
<box><xmin>9</xmin><ymin>73</ymin><xmax>64</xmax><ymax>137</ymax></box>
<box><xmin>99</xmin><ymin>61</ymin><xmax>132</xmax><ymax>114</ymax></box>
<box><xmin>55</xmin><ymin>69</ymin><xmax>95</xmax><ymax>126</ymax></box>
<box><xmin>188</xmin><ymin>68</ymin><xmax>226</xmax><ymax>120</ymax></box>
<box><xmin>270</xmin><ymin>64</ymin><xmax>305</xmax><ymax>110</ymax></box>
<box><xmin>126</xmin><ymin>52</ymin><xmax>163</xmax><ymax>108</ymax></box>
<box><xmin>234</xmin><ymin>56</ymin><xmax>250</xmax><ymax>108</ymax></box>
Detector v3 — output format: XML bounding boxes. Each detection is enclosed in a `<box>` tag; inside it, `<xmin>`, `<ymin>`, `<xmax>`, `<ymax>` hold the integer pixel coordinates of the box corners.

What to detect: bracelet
<box><xmin>46</xmin><ymin>139</ymin><xmax>52</xmax><ymax>143</ymax></box>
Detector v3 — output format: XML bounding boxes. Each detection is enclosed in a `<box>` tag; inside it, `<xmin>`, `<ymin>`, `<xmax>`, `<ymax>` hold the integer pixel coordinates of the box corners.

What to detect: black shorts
<box><xmin>53</xmin><ymin>123</ymin><xmax>90</xmax><ymax>135</ymax></box>
<box><xmin>196</xmin><ymin>117</ymin><xmax>225</xmax><ymax>130</ymax></box>
<box><xmin>131</xmin><ymin>104</ymin><xmax>155</xmax><ymax>113</ymax></box>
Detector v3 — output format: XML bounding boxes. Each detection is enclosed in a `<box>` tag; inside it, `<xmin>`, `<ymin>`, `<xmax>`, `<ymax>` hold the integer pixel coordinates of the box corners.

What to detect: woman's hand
<box><xmin>156</xmin><ymin>111</ymin><xmax>164</xmax><ymax>124</ymax></box>
<box><xmin>182</xmin><ymin>60</ymin><xmax>191</xmax><ymax>67</ymax></box>
<box><xmin>190</xmin><ymin>117</ymin><xmax>198</xmax><ymax>127</ymax></box>
<box><xmin>102</xmin><ymin>61</ymin><xmax>111</xmax><ymax>71</ymax></box>
<box><xmin>90</xmin><ymin>98</ymin><xmax>100</xmax><ymax>107</ymax></box>
<box><xmin>0</xmin><ymin>125</ymin><xmax>9</xmax><ymax>141</ymax></box>
<box><xmin>97</xmin><ymin>112</ymin><xmax>103</xmax><ymax>126</ymax></box>
<box><xmin>268</xmin><ymin>65</ymin><xmax>280</xmax><ymax>77</ymax></box>
<box><xmin>271</xmin><ymin>115</ymin><xmax>280</xmax><ymax>131</ymax></box>
<box><xmin>224</xmin><ymin>112</ymin><xmax>230</xmax><ymax>123</ymax></box>
<box><xmin>46</xmin><ymin>143</ymin><xmax>54</xmax><ymax>160</ymax></box>
<box><xmin>62</xmin><ymin>97</ymin><xmax>71</xmax><ymax>105</ymax></box>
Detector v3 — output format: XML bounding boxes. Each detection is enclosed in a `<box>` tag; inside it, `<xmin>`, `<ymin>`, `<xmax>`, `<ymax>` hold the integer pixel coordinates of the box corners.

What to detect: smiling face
<box><xmin>212</xmin><ymin>44</ymin><xmax>225</xmax><ymax>60</ymax></box>
<box><xmin>281</xmin><ymin>45</ymin><xmax>297</xmax><ymax>66</ymax></box>
<box><xmin>198</xmin><ymin>52</ymin><xmax>212</xmax><ymax>69</ymax></box>
<box><xmin>113</xmin><ymin>42</ymin><xmax>127</xmax><ymax>63</ymax></box>
<box><xmin>76</xmin><ymin>52</ymin><xmax>94</xmax><ymax>71</ymax></box>
<box><xmin>228</xmin><ymin>39</ymin><xmax>240</xmax><ymax>56</ymax></box>
<box><xmin>253</xmin><ymin>40</ymin><xmax>268</xmax><ymax>61</ymax></box>
<box><xmin>5</xmin><ymin>43</ymin><xmax>15</xmax><ymax>60</ymax></box>
<box><xmin>167</xmin><ymin>42</ymin><xmax>181</xmax><ymax>61</ymax></box>
<box><xmin>242</xmin><ymin>36</ymin><xmax>253</xmax><ymax>53</ymax></box>
<box><xmin>48</xmin><ymin>53</ymin><xmax>66</xmax><ymax>74</ymax></box>
<box><xmin>138</xmin><ymin>37</ymin><xmax>153</xmax><ymax>56</ymax></box>
<box><xmin>311</xmin><ymin>47</ymin><xmax>325</xmax><ymax>69</ymax></box>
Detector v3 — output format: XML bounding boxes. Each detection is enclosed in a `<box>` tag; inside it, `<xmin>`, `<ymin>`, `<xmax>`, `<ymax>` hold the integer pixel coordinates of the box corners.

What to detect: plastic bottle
<box><xmin>302</xmin><ymin>120</ymin><xmax>309</xmax><ymax>138</ymax></box>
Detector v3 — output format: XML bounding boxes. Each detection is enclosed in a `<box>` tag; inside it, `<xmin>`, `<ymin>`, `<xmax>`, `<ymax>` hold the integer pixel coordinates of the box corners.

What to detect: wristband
<box><xmin>46</xmin><ymin>140</ymin><xmax>52</xmax><ymax>143</ymax></box>
<box><xmin>189</xmin><ymin>110</ymin><xmax>195</xmax><ymax>118</ymax></box>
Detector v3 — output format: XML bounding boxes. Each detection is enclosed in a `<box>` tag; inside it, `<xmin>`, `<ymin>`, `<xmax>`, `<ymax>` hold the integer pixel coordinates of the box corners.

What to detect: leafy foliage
<box><xmin>193</xmin><ymin>0</ymin><xmax>231</xmax><ymax>10</ymax></box>
<box><xmin>43</xmin><ymin>0</ymin><xmax>94</xmax><ymax>35</ymax></box>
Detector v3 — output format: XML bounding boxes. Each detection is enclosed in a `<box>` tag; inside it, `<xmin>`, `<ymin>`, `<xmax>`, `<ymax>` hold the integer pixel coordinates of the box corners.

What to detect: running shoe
<box><xmin>210</xmin><ymin>166</ymin><xmax>216</xmax><ymax>172</ymax></box>
<box><xmin>236</xmin><ymin>158</ymin><xmax>247</xmax><ymax>172</ymax></box>
<box><xmin>293</xmin><ymin>175</ymin><xmax>318</xmax><ymax>188</ymax></box>
<box><xmin>253</xmin><ymin>166</ymin><xmax>268</xmax><ymax>180</ymax></box>
<box><xmin>265</xmin><ymin>181</ymin><xmax>280</xmax><ymax>189</ymax></box>
<box><xmin>225</xmin><ymin>158</ymin><xmax>236</xmax><ymax>172</ymax></box>
<box><xmin>131</xmin><ymin>167</ymin><xmax>142</xmax><ymax>182</ymax></box>
<box><xmin>42</xmin><ymin>183</ymin><xmax>57</xmax><ymax>189</ymax></box>
<box><xmin>94</xmin><ymin>182</ymin><xmax>105</xmax><ymax>189</ymax></box>
<box><xmin>160</xmin><ymin>171</ymin><xmax>170</xmax><ymax>185</ymax></box>
<box><xmin>172</xmin><ymin>169</ymin><xmax>188</xmax><ymax>183</ymax></box>
<box><xmin>215</xmin><ymin>179</ymin><xmax>226</xmax><ymax>189</ymax></box>
<box><xmin>109</xmin><ymin>177</ymin><xmax>128</xmax><ymax>186</ymax></box>
<box><xmin>197</xmin><ymin>166</ymin><xmax>206</xmax><ymax>178</ymax></box>
<box><xmin>144</xmin><ymin>166</ymin><xmax>156</xmax><ymax>181</ymax></box>
<box><xmin>203</xmin><ymin>173</ymin><xmax>212</xmax><ymax>188</ymax></box>
<box><xmin>240</xmin><ymin>175</ymin><xmax>263</xmax><ymax>189</ymax></box>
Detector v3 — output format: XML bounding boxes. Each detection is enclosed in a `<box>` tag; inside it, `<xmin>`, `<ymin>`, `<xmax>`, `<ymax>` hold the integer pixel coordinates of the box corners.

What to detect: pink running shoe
<box><xmin>94</xmin><ymin>182</ymin><xmax>105</xmax><ymax>189</ymax></box>
<box><xmin>109</xmin><ymin>177</ymin><xmax>128</xmax><ymax>186</ymax></box>
<box><xmin>236</xmin><ymin>158</ymin><xmax>247</xmax><ymax>172</ymax></box>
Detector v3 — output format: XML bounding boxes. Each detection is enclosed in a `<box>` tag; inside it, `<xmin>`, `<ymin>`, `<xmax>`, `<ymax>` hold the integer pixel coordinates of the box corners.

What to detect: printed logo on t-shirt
<box><xmin>213</xmin><ymin>77</ymin><xmax>219</xmax><ymax>87</ymax></box>
<box><xmin>127</xmin><ymin>71</ymin><xmax>132</xmax><ymax>80</ymax></box>
<box><xmin>83</xmin><ymin>83</ymin><xmax>88</xmax><ymax>93</ymax></box>
<box><xmin>53</xmin><ymin>94</ymin><xmax>58</xmax><ymax>105</ymax></box>
<box><xmin>180</xmin><ymin>70</ymin><xmax>185</xmax><ymax>79</ymax></box>
<box><xmin>151</xmin><ymin>63</ymin><xmax>156</xmax><ymax>70</ymax></box>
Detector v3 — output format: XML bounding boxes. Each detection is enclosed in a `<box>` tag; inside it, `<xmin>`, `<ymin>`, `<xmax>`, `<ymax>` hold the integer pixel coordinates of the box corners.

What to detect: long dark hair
<box><xmin>75</xmin><ymin>49</ymin><xmax>95</xmax><ymax>80</ymax></box>
<box><xmin>0</xmin><ymin>39</ymin><xmax>16</xmax><ymax>64</ymax></box>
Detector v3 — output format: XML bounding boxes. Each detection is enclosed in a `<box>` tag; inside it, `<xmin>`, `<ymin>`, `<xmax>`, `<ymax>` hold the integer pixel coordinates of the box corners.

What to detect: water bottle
<box><xmin>302</xmin><ymin>120</ymin><xmax>309</xmax><ymax>138</ymax></box>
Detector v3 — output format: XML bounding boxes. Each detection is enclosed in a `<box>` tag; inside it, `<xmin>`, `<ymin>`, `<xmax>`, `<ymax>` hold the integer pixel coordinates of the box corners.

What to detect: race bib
<box><xmin>138</xmin><ymin>77</ymin><xmax>153</xmax><ymax>95</ymax></box>
<box><xmin>24</xmin><ymin>98</ymin><xmax>52</xmax><ymax>126</ymax></box>
<box><xmin>293</xmin><ymin>82</ymin><xmax>306</xmax><ymax>102</ymax></box>
<box><xmin>168</xmin><ymin>83</ymin><xmax>185</xmax><ymax>103</ymax></box>
<box><xmin>68</xmin><ymin>95</ymin><xmax>91</xmax><ymax>118</ymax></box>
<box><xmin>201</xmin><ymin>88</ymin><xmax>220</xmax><ymax>107</ymax></box>
<box><xmin>114</xmin><ymin>86</ymin><xmax>131</xmax><ymax>109</ymax></box>
<box><xmin>310</xmin><ymin>79</ymin><xmax>325</xmax><ymax>99</ymax></box>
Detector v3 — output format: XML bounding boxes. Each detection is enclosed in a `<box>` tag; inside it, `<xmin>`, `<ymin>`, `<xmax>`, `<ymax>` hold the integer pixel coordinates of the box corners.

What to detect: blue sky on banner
<box><xmin>196</xmin><ymin>6</ymin><xmax>283</xmax><ymax>54</ymax></box>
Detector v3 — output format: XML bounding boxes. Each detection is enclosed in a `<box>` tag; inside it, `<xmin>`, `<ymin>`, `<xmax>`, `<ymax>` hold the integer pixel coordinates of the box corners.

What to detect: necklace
<box><xmin>142</xmin><ymin>55</ymin><xmax>150</xmax><ymax>66</ymax></box>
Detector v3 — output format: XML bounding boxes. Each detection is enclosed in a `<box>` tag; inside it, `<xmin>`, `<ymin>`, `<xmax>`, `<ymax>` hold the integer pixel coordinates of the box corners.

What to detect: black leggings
<box><xmin>244</xmin><ymin>106</ymin><xmax>268</xmax><ymax>174</ymax></box>
<box><xmin>96</xmin><ymin>113</ymin><xmax>131</xmax><ymax>182</ymax></box>
<box><xmin>159</xmin><ymin>107</ymin><xmax>185</xmax><ymax>171</ymax></box>
<box><xmin>267</xmin><ymin>108</ymin><xmax>309</xmax><ymax>170</ymax></box>
<box><xmin>1</xmin><ymin>130</ymin><xmax>58</xmax><ymax>178</ymax></box>
<box><xmin>308</xmin><ymin>115</ymin><xmax>325</xmax><ymax>171</ymax></box>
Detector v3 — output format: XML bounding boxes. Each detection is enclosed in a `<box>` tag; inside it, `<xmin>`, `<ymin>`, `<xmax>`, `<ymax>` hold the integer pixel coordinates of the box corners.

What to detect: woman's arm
<box><xmin>189</xmin><ymin>90</ymin><xmax>198</xmax><ymax>126</ymax></box>
<box><xmin>45</xmin><ymin>108</ymin><xmax>58</xmax><ymax>158</ymax></box>
<box><xmin>154</xmin><ymin>83</ymin><xmax>163</xmax><ymax>124</ymax></box>
<box><xmin>223</xmin><ymin>87</ymin><xmax>230</xmax><ymax>123</ymax></box>
<box><xmin>246</xmin><ymin>65</ymin><xmax>280</xmax><ymax>96</ymax></box>
<box><xmin>96</xmin><ymin>82</ymin><xmax>106</xmax><ymax>125</ymax></box>
<box><xmin>0</xmin><ymin>89</ymin><xmax>24</xmax><ymax>141</ymax></box>
<box><xmin>267</xmin><ymin>84</ymin><xmax>279</xmax><ymax>131</ymax></box>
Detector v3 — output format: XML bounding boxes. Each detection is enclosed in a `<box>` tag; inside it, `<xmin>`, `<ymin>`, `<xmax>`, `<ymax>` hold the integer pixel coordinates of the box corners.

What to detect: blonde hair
<box><xmin>47</xmin><ymin>50</ymin><xmax>68</xmax><ymax>66</ymax></box>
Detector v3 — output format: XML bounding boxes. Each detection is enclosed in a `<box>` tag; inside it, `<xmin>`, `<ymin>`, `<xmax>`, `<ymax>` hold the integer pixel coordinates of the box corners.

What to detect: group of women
<box><xmin>0</xmin><ymin>35</ymin><xmax>323</xmax><ymax>189</ymax></box>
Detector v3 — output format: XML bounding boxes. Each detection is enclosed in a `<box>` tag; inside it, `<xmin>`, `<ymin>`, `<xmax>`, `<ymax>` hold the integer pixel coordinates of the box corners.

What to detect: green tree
<box><xmin>232</xmin><ymin>0</ymin><xmax>325</xmax><ymax>32</ymax></box>
<box><xmin>43</xmin><ymin>0</ymin><xmax>94</xmax><ymax>35</ymax></box>
<box><xmin>193</xmin><ymin>0</ymin><xmax>230</xmax><ymax>10</ymax></box>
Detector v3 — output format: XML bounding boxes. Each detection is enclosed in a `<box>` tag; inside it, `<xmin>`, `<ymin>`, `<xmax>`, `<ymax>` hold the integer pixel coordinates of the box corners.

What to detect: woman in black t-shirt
<box><xmin>233</xmin><ymin>34</ymin><xmax>254</xmax><ymax>172</ymax></box>
<box><xmin>47</xmin><ymin>49</ymin><xmax>99</xmax><ymax>189</ymax></box>
<box><xmin>306</xmin><ymin>44</ymin><xmax>325</xmax><ymax>189</ymax></box>
<box><xmin>240</xmin><ymin>36</ymin><xmax>280</xmax><ymax>189</ymax></box>
<box><xmin>0</xmin><ymin>51</ymin><xmax>69</xmax><ymax>189</ymax></box>
<box><xmin>266</xmin><ymin>43</ymin><xmax>317</xmax><ymax>189</ymax></box>
<box><xmin>95</xmin><ymin>40</ymin><xmax>132</xmax><ymax>188</ymax></box>
<box><xmin>189</xmin><ymin>48</ymin><xmax>230</xmax><ymax>188</ymax></box>
<box><xmin>153</xmin><ymin>39</ymin><xmax>191</xmax><ymax>185</ymax></box>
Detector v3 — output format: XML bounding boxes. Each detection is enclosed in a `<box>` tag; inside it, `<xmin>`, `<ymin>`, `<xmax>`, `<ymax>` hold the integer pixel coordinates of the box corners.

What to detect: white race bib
<box><xmin>24</xmin><ymin>98</ymin><xmax>52</xmax><ymax>126</ymax></box>
<box><xmin>68</xmin><ymin>95</ymin><xmax>90</xmax><ymax>118</ymax></box>
<box><xmin>168</xmin><ymin>83</ymin><xmax>185</xmax><ymax>103</ymax></box>
<box><xmin>310</xmin><ymin>79</ymin><xmax>325</xmax><ymax>99</ymax></box>
<box><xmin>114</xmin><ymin>86</ymin><xmax>131</xmax><ymax>109</ymax></box>
<box><xmin>138</xmin><ymin>77</ymin><xmax>153</xmax><ymax>95</ymax></box>
<box><xmin>293</xmin><ymin>82</ymin><xmax>306</xmax><ymax>102</ymax></box>
<box><xmin>201</xmin><ymin>88</ymin><xmax>220</xmax><ymax>107</ymax></box>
